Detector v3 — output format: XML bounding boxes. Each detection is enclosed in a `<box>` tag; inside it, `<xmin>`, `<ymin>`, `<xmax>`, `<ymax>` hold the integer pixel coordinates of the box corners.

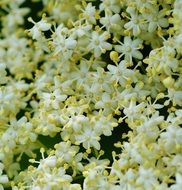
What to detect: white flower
<box><xmin>28</xmin><ymin>17</ymin><xmax>51</xmax><ymax>40</ymax></box>
<box><xmin>70</xmin><ymin>59</ymin><xmax>91</xmax><ymax>87</ymax></box>
<box><xmin>95</xmin><ymin>92</ymin><xmax>117</xmax><ymax>114</ymax></box>
<box><xmin>88</xmin><ymin>31</ymin><xmax>112</xmax><ymax>57</ymax></box>
<box><xmin>81</xmin><ymin>3</ymin><xmax>97</xmax><ymax>24</ymax></box>
<box><xmin>124</xmin><ymin>7</ymin><xmax>145</xmax><ymax>36</ymax></box>
<box><xmin>123</xmin><ymin>100</ymin><xmax>145</xmax><ymax>123</ymax></box>
<box><xmin>136</xmin><ymin>112</ymin><xmax>163</xmax><ymax>142</ymax></box>
<box><xmin>41</xmin><ymin>89</ymin><xmax>67</xmax><ymax>109</ymax></box>
<box><xmin>93</xmin><ymin>114</ymin><xmax>118</xmax><ymax>136</ymax></box>
<box><xmin>71</xmin><ymin>21</ymin><xmax>92</xmax><ymax>38</ymax></box>
<box><xmin>123</xmin><ymin>142</ymin><xmax>143</xmax><ymax>164</ymax></box>
<box><xmin>63</xmin><ymin>114</ymin><xmax>89</xmax><ymax>133</ymax></box>
<box><xmin>115</xmin><ymin>36</ymin><xmax>143</xmax><ymax>63</ymax></box>
<box><xmin>160</xmin><ymin>125</ymin><xmax>182</xmax><ymax>153</ymax></box>
<box><xmin>75</xmin><ymin>127</ymin><xmax>101</xmax><ymax>150</ymax></box>
<box><xmin>116</xmin><ymin>169</ymin><xmax>137</xmax><ymax>190</ymax></box>
<box><xmin>136</xmin><ymin>167</ymin><xmax>159</xmax><ymax>189</ymax></box>
<box><xmin>100</xmin><ymin>12</ymin><xmax>123</xmax><ymax>33</ymax></box>
<box><xmin>143</xmin><ymin>4</ymin><xmax>169</xmax><ymax>32</ymax></box>
<box><xmin>52</xmin><ymin>25</ymin><xmax>77</xmax><ymax>57</ymax></box>
<box><xmin>107</xmin><ymin>60</ymin><xmax>135</xmax><ymax>86</ymax></box>
<box><xmin>167</xmin><ymin>89</ymin><xmax>182</xmax><ymax>106</ymax></box>
<box><xmin>54</xmin><ymin>141</ymin><xmax>80</xmax><ymax>163</ymax></box>
<box><xmin>10</xmin><ymin>116</ymin><xmax>37</xmax><ymax>144</ymax></box>
<box><xmin>3</xmin><ymin>7</ymin><xmax>29</xmax><ymax>30</ymax></box>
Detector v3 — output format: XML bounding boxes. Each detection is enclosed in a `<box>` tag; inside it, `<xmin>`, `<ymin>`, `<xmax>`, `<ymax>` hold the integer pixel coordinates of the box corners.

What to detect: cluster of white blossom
<box><xmin>0</xmin><ymin>0</ymin><xmax>182</xmax><ymax>189</ymax></box>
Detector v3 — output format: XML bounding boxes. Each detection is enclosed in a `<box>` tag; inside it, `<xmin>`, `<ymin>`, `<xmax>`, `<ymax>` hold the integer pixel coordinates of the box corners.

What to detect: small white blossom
<box><xmin>28</xmin><ymin>17</ymin><xmax>51</xmax><ymax>40</ymax></box>
<box><xmin>124</xmin><ymin>7</ymin><xmax>145</xmax><ymax>36</ymax></box>
<box><xmin>75</xmin><ymin>127</ymin><xmax>101</xmax><ymax>150</ymax></box>
<box><xmin>41</xmin><ymin>89</ymin><xmax>67</xmax><ymax>109</ymax></box>
<box><xmin>143</xmin><ymin>4</ymin><xmax>169</xmax><ymax>32</ymax></box>
<box><xmin>81</xmin><ymin>3</ymin><xmax>97</xmax><ymax>24</ymax></box>
<box><xmin>136</xmin><ymin>167</ymin><xmax>159</xmax><ymax>189</ymax></box>
<box><xmin>88</xmin><ymin>31</ymin><xmax>112</xmax><ymax>57</ymax></box>
<box><xmin>115</xmin><ymin>36</ymin><xmax>143</xmax><ymax>63</ymax></box>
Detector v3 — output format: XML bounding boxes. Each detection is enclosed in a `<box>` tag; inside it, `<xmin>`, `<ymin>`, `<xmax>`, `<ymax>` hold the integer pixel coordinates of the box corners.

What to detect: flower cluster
<box><xmin>0</xmin><ymin>0</ymin><xmax>182</xmax><ymax>189</ymax></box>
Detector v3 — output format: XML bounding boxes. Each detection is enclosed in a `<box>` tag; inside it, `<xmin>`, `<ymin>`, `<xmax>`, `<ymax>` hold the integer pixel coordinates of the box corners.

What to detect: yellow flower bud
<box><xmin>110</xmin><ymin>51</ymin><xmax>119</xmax><ymax>62</ymax></box>
<box><xmin>162</xmin><ymin>77</ymin><xmax>174</xmax><ymax>88</ymax></box>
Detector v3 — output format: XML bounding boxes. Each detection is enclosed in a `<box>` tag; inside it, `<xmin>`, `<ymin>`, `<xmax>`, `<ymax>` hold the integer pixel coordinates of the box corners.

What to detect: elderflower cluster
<box><xmin>0</xmin><ymin>0</ymin><xmax>182</xmax><ymax>189</ymax></box>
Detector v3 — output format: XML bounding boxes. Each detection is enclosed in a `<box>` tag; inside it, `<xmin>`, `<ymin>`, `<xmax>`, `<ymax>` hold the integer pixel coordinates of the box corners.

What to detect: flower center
<box><xmin>94</xmin><ymin>39</ymin><xmax>100</xmax><ymax>45</ymax></box>
<box><xmin>126</xmin><ymin>46</ymin><xmax>132</xmax><ymax>52</ymax></box>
